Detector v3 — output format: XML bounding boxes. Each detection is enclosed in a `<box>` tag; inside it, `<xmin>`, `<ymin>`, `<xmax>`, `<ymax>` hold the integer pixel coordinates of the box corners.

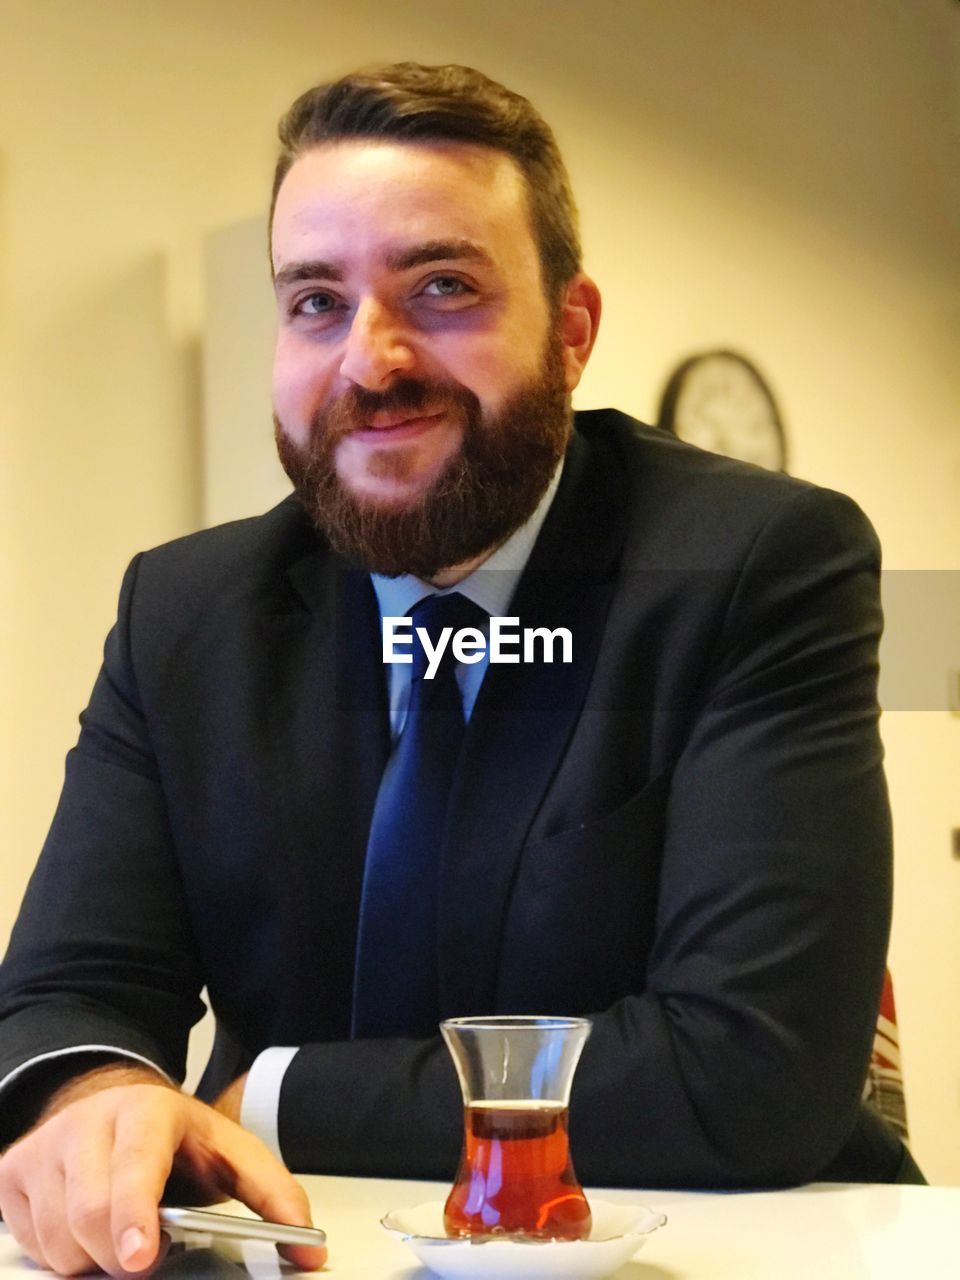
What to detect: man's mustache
<box><xmin>316</xmin><ymin>377</ymin><xmax>477</xmax><ymax>438</ymax></box>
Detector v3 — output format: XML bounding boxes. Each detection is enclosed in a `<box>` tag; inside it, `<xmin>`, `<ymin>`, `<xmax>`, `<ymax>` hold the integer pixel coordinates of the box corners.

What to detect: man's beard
<box><xmin>274</xmin><ymin>331</ymin><xmax>571</xmax><ymax>580</ymax></box>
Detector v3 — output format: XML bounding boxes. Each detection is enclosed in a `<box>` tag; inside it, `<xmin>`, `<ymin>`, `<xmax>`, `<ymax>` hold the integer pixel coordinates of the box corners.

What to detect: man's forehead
<box><xmin>270</xmin><ymin>138</ymin><xmax>534</xmax><ymax>268</ymax></box>
<box><xmin>278</xmin><ymin>136</ymin><xmax>526</xmax><ymax>197</ymax></box>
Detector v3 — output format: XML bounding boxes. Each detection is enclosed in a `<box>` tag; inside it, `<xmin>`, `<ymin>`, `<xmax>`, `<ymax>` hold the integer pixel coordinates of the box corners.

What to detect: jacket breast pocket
<box><xmin>496</xmin><ymin>774</ymin><xmax>668</xmax><ymax>1014</ymax></box>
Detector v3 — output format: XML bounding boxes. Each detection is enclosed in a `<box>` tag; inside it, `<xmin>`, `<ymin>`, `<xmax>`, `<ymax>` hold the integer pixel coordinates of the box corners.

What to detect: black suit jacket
<box><xmin>0</xmin><ymin>411</ymin><xmax>912</xmax><ymax>1185</ymax></box>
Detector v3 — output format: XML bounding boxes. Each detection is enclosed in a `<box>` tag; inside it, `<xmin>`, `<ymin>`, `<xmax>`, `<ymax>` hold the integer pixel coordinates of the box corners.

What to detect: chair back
<box><xmin>863</xmin><ymin>967</ymin><xmax>909</xmax><ymax>1141</ymax></box>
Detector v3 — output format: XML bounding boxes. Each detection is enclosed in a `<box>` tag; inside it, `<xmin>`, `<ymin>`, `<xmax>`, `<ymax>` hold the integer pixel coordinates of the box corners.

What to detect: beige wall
<box><xmin>2</xmin><ymin>0</ymin><xmax>958</xmax><ymax>1180</ymax></box>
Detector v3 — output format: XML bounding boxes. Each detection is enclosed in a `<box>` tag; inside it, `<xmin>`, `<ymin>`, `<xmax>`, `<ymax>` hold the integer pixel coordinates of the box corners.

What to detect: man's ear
<box><xmin>557</xmin><ymin>273</ymin><xmax>602</xmax><ymax>393</ymax></box>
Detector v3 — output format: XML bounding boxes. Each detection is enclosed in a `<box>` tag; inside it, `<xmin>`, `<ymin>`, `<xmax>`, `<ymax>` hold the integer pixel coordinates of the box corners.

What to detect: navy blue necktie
<box><xmin>352</xmin><ymin>592</ymin><xmax>487</xmax><ymax>1038</ymax></box>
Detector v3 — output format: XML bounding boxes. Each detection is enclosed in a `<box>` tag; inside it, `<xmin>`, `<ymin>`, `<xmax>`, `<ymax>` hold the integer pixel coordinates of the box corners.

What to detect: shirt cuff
<box><xmin>240</xmin><ymin>1047</ymin><xmax>299</xmax><ymax>1161</ymax></box>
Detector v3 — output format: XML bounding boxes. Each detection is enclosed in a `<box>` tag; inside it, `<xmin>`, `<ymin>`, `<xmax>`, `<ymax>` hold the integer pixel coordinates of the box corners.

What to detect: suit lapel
<box><xmin>438</xmin><ymin>424</ymin><xmax>627</xmax><ymax>1016</ymax></box>
<box><xmin>258</xmin><ymin>532</ymin><xmax>390</xmax><ymax>1039</ymax></box>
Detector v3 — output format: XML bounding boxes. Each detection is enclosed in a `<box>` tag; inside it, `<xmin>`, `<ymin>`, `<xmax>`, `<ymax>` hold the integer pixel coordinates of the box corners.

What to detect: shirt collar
<box><xmin>371</xmin><ymin>457</ymin><xmax>564</xmax><ymax>621</ymax></box>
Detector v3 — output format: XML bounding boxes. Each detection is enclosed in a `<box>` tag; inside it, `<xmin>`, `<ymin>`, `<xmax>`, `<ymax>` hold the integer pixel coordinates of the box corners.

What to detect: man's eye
<box><xmin>296</xmin><ymin>292</ymin><xmax>338</xmax><ymax>315</ymax></box>
<box><xmin>422</xmin><ymin>277</ymin><xmax>469</xmax><ymax>298</ymax></box>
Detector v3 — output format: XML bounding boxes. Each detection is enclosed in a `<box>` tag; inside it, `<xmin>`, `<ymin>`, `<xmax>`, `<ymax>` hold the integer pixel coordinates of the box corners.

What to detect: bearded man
<box><xmin>0</xmin><ymin>62</ymin><xmax>920</xmax><ymax>1278</ymax></box>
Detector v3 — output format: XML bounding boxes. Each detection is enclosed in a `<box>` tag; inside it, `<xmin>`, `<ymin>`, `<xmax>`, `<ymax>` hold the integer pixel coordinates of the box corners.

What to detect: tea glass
<box><xmin>440</xmin><ymin>1014</ymin><xmax>592</xmax><ymax>1241</ymax></box>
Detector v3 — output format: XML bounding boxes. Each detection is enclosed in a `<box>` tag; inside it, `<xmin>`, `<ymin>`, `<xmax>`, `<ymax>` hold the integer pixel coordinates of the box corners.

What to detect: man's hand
<box><xmin>0</xmin><ymin>1065</ymin><xmax>326</xmax><ymax>1276</ymax></box>
<box><xmin>210</xmin><ymin>1071</ymin><xmax>248</xmax><ymax>1125</ymax></box>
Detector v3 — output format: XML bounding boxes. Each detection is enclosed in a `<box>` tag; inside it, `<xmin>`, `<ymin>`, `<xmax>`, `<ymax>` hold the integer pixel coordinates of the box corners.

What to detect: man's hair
<box><xmin>272</xmin><ymin>62</ymin><xmax>582</xmax><ymax>301</ymax></box>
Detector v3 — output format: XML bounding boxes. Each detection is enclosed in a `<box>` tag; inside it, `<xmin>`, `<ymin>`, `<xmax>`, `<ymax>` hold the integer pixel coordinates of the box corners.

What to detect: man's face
<box><xmin>270</xmin><ymin>139</ymin><xmax>585</xmax><ymax>578</ymax></box>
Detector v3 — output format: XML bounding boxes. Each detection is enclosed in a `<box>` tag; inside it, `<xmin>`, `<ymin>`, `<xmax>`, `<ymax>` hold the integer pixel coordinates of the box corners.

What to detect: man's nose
<box><xmin>338</xmin><ymin>299</ymin><xmax>416</xmax><ymax>389</ymax></box>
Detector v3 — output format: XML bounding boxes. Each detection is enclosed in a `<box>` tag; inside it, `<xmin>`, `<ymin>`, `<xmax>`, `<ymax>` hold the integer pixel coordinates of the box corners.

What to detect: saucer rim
<box><xmin>380</xmin><ymin>1198</ymin><xmax>667</xmax><ymax>1247</ymax></box>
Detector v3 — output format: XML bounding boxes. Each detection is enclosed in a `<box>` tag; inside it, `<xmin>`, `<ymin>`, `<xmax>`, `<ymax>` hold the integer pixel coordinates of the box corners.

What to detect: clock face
<box><xmin>660</xmin><ymin>352</ymin><xmax>786</xmax><ymax>471</ymax></box>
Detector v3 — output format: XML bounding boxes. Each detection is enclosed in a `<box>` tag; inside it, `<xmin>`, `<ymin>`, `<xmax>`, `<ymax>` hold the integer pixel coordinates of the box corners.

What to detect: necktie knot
<box><xmin>409</xmin><ymin>592</ymin><xmax>488</xmax><ymax>683</ymax></box>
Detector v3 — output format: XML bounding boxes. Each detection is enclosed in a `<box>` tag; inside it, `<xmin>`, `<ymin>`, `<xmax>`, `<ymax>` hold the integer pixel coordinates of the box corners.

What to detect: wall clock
<box><xmin>657</xmin><ymin>350</ymin><xmax>788</xmax><ymax>472</ymax></box>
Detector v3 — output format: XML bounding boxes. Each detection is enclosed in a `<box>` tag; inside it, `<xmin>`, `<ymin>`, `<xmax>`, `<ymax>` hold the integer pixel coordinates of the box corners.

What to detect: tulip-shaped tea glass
<box><xmin>440</xmin><ymin>1015</ymin><xmax>593</xmax><ymax>1241</ymax></box>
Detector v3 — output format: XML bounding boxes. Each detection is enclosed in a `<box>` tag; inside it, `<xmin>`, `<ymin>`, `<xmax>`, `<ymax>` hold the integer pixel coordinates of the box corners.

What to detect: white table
<box><xmin>1</xmin><ymin>1175</ymin><xmax>957</xmax><ymax>1278</ymax></box>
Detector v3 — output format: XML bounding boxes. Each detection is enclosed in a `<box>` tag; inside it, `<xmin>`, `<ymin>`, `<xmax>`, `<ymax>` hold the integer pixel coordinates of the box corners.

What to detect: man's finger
<box><xmin>241</xmin><ymin>1176</ymin><xmax>327</xmax><ymax>1270</ymax></box>
<box><xmin>193</xmin><ymin>1113</ymin><xmax>327</xmax><ymax>1271</ymax></box>
<box><xmin>0</xmin><ymin>1182</ymin><xmax>47</xmax><ymax>1271</ymax></box>
<box><xmin>29</xmin><ymin>1166</ymin><xmax>99</xmax><ymax>1277</ymax></box>
<box><xmin>268</xmin><ymin>1184</ymin><xmax>328</xmax><ymax>1273</ymax></box>
<box><xmin>62</xmin><ymin>1109</ymin><xmax>120</xmax><ymax>1273</ymax></box>
<box><xmin>275</xmin><ymin>1235</ymin><xmax>328</xmax><ymax>1270</ymax></box>
<box><xmin>108</xmin><ymin>1088</ymin><xmax>182</xmax><ymax>1272</ymax></box>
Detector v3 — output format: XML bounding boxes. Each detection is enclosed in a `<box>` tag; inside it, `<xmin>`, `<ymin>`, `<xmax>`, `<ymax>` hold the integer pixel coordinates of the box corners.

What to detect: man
<box><xmin>0</xmin><ymin>62</ymin><xmax>918</xmax><ymax>1277</ymax></box>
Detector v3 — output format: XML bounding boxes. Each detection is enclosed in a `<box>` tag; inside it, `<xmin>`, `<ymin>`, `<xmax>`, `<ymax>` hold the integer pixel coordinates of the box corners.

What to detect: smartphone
<box><xmin>158</xmin><ymin>1207</ymin><xmax>326</xmax><ymax>1247</ymax></box>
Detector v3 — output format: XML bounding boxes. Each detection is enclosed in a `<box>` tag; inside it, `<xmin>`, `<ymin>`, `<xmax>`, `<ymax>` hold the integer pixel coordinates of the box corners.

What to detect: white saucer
<box><xmin>381</xmin><ymin>1199</ymin><xmax>666</xmax><ymax>1280</ymax></box>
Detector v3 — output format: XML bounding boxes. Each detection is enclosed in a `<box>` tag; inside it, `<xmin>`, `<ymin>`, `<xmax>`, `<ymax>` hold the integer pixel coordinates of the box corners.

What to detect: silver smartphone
<box><xmin>159</xmin><ymin>1207</ymin><xmax>326</xmax><ymax>1247</ymax></box>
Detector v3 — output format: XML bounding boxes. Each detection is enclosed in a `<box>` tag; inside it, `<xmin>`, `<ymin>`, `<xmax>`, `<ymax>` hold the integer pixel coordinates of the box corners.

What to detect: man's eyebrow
<box><xmin>272</xmin><ymin>241</ymin><xmax>494</xmax><ymax>292</ymax></box>
<box><xmin>384</xmin><ymin>240</ymin><xmax>495</xmax><ymax>272</ymax></box>
<box><xmin>273</xmin><ymin>260</ymin><xmax>344</xmax><ymax>290</ymax></box>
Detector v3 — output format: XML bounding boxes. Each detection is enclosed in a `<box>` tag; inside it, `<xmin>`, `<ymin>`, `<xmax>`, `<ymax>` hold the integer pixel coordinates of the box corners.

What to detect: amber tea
<box><xmin>443</xmin><ymin>1100</ymin><xmax>592</xmax><ymax>1240</ymax></box>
